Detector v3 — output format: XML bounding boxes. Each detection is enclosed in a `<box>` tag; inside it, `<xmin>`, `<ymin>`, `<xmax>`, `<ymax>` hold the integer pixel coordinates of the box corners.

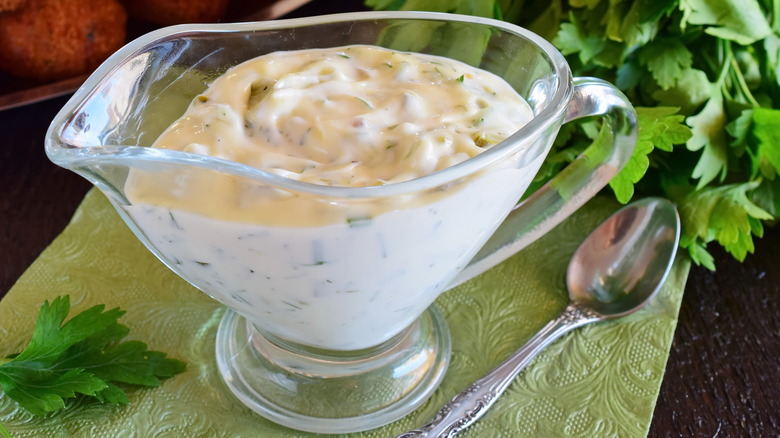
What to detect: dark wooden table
<box><xmin>1</xmin><ymin>2</ymin><xmax>779</xmax><ymax>437</ymax></box>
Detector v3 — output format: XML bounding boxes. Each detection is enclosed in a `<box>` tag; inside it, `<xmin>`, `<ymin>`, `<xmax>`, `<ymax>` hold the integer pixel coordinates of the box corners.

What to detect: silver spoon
<box><xmin>398</xmin><ymin>197</ymin><xmax>681</xmax><ymax>438</ymax></box>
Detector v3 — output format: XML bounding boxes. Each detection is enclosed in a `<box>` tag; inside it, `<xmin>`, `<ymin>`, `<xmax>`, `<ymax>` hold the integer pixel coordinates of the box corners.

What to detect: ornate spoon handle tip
<box><xmin>397</xmin><ymin>303</ymin><xmax>600</xmax><ymax>438</ymax></box>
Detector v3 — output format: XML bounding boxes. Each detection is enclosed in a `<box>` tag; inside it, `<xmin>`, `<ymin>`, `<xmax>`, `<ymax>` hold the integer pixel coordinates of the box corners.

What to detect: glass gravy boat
<box><xmin>46</xmin><ymin>11</ymin><xmax>636</xmax><ymax>434</ymax></box>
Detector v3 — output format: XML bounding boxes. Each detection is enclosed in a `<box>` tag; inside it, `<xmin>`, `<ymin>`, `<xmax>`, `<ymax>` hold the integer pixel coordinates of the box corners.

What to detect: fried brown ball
<box><xmin>121</xmin><ymin>0</ymin><xmax>229</xmax><ymax>25</ymax></box>
<box><xmin>0</xmin><ymin>0</ymin><xmax>26</xmax><ymax>13</ymax></box>
<box><xmin>0</xmin><ymin>0</ymin><xmax>126</xmax><ymax>81</ymax></box>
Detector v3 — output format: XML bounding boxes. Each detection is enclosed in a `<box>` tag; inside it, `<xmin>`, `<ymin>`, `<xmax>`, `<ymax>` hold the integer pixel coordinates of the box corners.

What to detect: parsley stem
<box><xmin>774</xmin><ymin>0</ymin><xmax>780</xmax><ymax>33</ymax></box>
<box><xmin>715</xmin><ymin>40</ymin><xmax>732</xmax><ymax>87</ymax></box>
<box><xmin>729</xmin><ymin>56</ymin><xmax>760</xmax><ymax>108</ymax></box>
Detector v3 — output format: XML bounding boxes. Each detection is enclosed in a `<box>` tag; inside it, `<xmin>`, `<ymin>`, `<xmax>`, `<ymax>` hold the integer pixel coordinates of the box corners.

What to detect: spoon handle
<box><xmin>397</xmin><ymin>302</ymin><xmax>600</xmax><ymax>438</ymax></box>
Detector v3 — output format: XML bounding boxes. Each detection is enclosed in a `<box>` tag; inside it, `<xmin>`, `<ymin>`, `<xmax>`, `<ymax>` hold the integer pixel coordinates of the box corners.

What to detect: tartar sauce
<box><xmin>124</xmin><ymin>45</ymin><xmax>540</xmax><ymax>350</ymax></box>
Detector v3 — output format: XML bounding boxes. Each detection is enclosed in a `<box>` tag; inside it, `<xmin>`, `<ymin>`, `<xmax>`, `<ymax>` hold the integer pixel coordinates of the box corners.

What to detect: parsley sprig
<box><xmin>367</xmin><ymin>0</ymin><xmax>780</xmax><ymax>269</ymax></box>
<box><xmin>0</xmin><ymin>296</ymin><xmax>186</xmax><ymax>416</ymax></box>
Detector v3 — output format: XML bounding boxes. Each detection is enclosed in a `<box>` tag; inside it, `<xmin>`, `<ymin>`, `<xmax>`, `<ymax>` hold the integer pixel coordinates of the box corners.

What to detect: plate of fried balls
<box><xmin>0</xmin><ymin>0</ymin><xmax>301</xmax><ymax>108</ymax></box>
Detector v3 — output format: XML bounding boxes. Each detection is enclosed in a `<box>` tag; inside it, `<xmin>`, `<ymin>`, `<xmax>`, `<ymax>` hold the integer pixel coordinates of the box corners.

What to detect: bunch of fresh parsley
<box><xmin>0</xmin><ymin>296</ymin><xmax>185</xmax><ymax>417</ymax></box>
<box><xmin>366</xmin><ymin>0</ymin><xmax>780</xmax><ymax>269</ymax></box>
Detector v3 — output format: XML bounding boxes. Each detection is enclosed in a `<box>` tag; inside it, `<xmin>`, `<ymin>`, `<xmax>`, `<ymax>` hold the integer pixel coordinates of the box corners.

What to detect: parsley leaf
<box><xmin>637</xmin><ymin>39</ymin><xmax>693</xmax><ymax>90</ymax></box>
<box><xmin>651</xmin><ymin>68</ymin><xmax>712</xmax><ymax>114</ymax></box>
<box><xmin>638</xmin><ymin>107</ymin><xmax>693</xmax><ymax>153</ymax></box>
<box><xmin>752</xmin><ymin>178</ymin><xmax>780</xmax><ymax>218</ymax></box>
<box><xmin>750</xmin><ymin>107</ymin><xmax>780</xmax><ymax>177</ymax></box>
<box><xmin>638</xmin><ymin>0</ymin><xmax>678</xmax><ymax>22</ymax></box>
<box><xmin>0</xmin><ymin>296</ymin><xmax>186</xmax><ymax>416</ymax></box>
<box><xmin>610</xmin><ymin>107</ymin><xmax>692</xmax><ymax>202</ymax></box>
<box><xmin>686</xmin><ymin>88</ymin><xmax>729</xmax><ymax>189</ymax></box>
<box><xmin>677</xmin><ymin>181</ymin><xmax>773</xmax><ymax>264</ymax></box>
<box><xmin>680</xmin><ymin>0</ymin><xmax>771</xmax><ymax>45</ymax></box>
<box><xmin>554</xmin><ymin>13</ymin><xmax>608</xmax><ymax>66</ymax></box>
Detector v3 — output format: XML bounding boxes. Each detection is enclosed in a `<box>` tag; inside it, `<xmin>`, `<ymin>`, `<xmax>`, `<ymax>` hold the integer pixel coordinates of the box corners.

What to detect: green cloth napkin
<box><xmin>0</xmin><ymin>189</ymin><xmax>690</xmax><ymax>437</ymax></box>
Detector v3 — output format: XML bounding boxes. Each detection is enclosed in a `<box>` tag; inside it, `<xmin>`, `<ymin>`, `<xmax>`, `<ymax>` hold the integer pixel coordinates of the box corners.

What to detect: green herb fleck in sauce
<box><xmin>346</xmin><ymin>216</ymin><xmax>372</xmax><ymax>228</ymax></box>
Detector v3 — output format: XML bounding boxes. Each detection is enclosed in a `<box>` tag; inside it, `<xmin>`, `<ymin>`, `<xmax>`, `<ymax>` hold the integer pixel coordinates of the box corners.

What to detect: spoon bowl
<box><xmin>401</xmin><ymin>197</ymin><xmax>680</xmax><ymax>438</ymax></box>
<box><xmin>567</xmin><ymin>197</ymin><xmax>681</xmax><ymax>318</ymax></box>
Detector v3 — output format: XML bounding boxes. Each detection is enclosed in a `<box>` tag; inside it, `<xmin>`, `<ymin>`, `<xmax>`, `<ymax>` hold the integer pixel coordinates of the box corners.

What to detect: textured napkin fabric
<box><xmin>0</xmin><ymin>189</ymin><xmax>690</xmax><ymax>437</ymax></box>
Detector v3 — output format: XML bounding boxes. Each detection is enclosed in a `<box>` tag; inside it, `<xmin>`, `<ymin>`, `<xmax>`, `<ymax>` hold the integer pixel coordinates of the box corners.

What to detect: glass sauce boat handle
<box><xmin>447</xmin><ymin>76</ymin><xmax>637</xmax><ymax>290</ymax></box>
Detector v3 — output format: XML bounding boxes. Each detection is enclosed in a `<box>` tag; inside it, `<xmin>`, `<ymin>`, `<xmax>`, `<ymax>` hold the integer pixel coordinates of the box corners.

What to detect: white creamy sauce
<box><xmin>124</xmin><ymin>168</ymin><xmax>535</xmax><ymax>350</ymax></box>
<box><xmin>124</xmin><ymin>45</ymin><xmax>539</xmax><ymax>350</ymax></box>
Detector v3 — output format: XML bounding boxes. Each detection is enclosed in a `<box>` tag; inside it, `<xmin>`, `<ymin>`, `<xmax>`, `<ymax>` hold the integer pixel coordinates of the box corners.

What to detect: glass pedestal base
<box><xmin>215</xmin><ymin>306</ymin><xmax>451</xmax><ymax>434</ymax></box>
